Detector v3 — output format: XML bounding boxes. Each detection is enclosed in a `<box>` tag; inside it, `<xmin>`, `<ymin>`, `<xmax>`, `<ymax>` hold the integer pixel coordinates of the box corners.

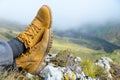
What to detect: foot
<box><xmin>16</xmin><ymin>29</ymin><xmax>52</xmax><ymax>74</ymax></box>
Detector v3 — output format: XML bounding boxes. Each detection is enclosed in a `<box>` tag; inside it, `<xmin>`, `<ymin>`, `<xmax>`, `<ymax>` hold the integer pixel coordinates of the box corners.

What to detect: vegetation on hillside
<box><xmin>55</xmin><ymin>21</ymin><xmax>120</xmax><ymax>53</ymax></box>
<box><xmin>52</xmin><ymin>36</ymin><xmax>120</xmax><ymax>64</ymax></box>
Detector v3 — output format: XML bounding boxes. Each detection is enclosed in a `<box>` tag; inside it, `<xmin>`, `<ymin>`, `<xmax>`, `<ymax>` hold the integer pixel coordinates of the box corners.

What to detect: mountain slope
<box><xmin>76</xmin><ymin>21</ymin><xmax>120</xmax><ymax>45</ymax></box>
<box><xmin>54</xmin><ymin>21</ymin><xmax>120</xmax><ymax>53</ymax></box>
<box><xmin>0</xmin><ymin>19</ymin><xmax>26</xmax><ymax>31</ymax></box>
<box><xmin>55</xmin><ymin>30</ymin><xmax>120</xmax><ymax>53</ymax></box>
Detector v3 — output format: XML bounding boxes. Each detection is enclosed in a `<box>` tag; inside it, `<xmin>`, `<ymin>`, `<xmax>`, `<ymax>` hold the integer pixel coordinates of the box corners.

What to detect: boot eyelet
<box><xmin>28</xmin><ymin>41</ymin><xmax>30</xmax><ymax>43</ymax></box>
<box><xmin>32</xmin><ymin>37</ymin><xmax>34</xmax><ymax>39</ymax></box>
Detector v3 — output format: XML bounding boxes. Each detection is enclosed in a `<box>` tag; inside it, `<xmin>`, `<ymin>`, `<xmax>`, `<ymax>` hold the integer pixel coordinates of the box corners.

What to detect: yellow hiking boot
<box><xmin>16</xmin><ymin>29</ymin><xmax>52</xmax><ymax>74</ymax></box>
<box><xmin>17</xmin><ymin>5</ymin><xmax>52</xmax><ymax>48</ymax></box>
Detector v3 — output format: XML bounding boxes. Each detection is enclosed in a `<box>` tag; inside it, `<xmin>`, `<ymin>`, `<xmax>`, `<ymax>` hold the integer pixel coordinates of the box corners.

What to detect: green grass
<box><xmin>80</xmin><ymin>59</ymin><xmax>108</xmax><ymax>78</ymax></box>
<box><xmin>0</xmin><ymin>34</ymin><xmax>8</xmax><ymax>40</ymax></box>
<box><xmin>51</xmin><ymin>36</ymin><xmax>99</xmax><ymax>53</ymax></box>
<box><xmin>0</xmin><ymin>27</ymin><xmax>19</xmax><ymax>40</ymax></box>
<box><xmin>51</xmin><ymin>36</ymin><xmax>120</xmax><ymax>64</ymax></box>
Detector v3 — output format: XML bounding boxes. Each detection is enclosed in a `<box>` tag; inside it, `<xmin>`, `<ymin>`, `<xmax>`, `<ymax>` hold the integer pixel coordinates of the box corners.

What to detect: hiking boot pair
<box><xmin>16</xmin><ymin>5</ymin><xmax>52</xmax><ymax>74</ymax></box>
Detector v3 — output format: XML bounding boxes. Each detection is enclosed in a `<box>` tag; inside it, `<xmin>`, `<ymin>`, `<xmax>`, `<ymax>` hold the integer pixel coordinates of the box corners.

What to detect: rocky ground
<box><xmin>25</xmin><ymin>50</ymin><xmax>120</xmax><ymax>80</ymax></box>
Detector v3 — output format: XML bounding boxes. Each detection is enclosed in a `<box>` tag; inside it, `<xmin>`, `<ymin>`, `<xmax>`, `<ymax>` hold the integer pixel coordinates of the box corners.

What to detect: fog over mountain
<box><xmin>0</xmin><ymin>0</ymin><xmax>120</xmax><ymax>30</ymax></box>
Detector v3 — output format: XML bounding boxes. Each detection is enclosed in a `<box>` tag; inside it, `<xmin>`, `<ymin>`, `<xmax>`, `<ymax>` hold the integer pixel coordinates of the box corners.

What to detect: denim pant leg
<box><xmin>0</xmin><ymin>40</ymin><xmax>13</xmax><ymax>66</ymax></box>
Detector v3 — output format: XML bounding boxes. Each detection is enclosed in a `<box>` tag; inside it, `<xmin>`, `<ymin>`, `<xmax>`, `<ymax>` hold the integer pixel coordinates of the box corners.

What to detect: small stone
<box><xmin>26</xmin><ymin>73</ymin><xmax>34</xmax><ymax>79</ymax></box>
<box><xmin>40</xmin><ymin>65</ymin><xmax>63</xmax><ymax>80</ymax></box>
<box><xmin>74</xmin><ymin>57</ymin><xmax>82</xmax><ymax>62</ymax></box>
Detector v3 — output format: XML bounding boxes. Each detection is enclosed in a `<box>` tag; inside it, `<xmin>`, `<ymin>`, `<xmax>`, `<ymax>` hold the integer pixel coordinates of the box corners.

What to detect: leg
<box><xmin>0</xmin><ymin>40</ymin><xmax>13</xmax><ymax>66</ymax></box>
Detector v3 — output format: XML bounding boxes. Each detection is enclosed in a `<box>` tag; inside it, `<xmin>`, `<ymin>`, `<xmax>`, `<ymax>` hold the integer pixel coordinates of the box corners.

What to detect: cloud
<box><xmin>0</xmin><ymin>0</ymin><xmax>120</xmax><ymax>30</ymax></box>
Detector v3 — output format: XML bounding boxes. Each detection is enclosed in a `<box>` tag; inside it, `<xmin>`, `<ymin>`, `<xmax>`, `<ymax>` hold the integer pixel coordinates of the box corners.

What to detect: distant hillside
<box><xmin>0</xmin><ymin>19</ymin><xmax>27</xmax><ymax>40</ymax></box>
<box><xmin>55</xmin><ymin>31</ymin><xmax>120</xmax><ymax>53</ymax></box>
<box><xmin>0</xmin><ymin>19</ymin><xmax>26</xmax><ymax>31</ymax></box>
<box><xmin>0</xmin><ymin>27</ymin><xmax>20</xmax><ymax>40</ymax></box>
<box><xmin>76</xmin><ymin>21</ymin><xmax>120</xmax><ymax>45</ymax></box>
<box><xmin>55</xmin><ymin>21</ymin><xmax>120</xmax><ymax>53</ymax></box>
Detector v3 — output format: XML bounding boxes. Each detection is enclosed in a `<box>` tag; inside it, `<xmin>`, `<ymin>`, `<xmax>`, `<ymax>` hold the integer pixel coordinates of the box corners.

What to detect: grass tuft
<box><xmin>80</xmin><ymin>59</ymin><xmax>108</xmax><ymax>78</ymax></box>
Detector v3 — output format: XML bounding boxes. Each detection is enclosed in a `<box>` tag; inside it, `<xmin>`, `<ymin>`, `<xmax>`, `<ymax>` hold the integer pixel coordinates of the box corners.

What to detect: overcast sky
<box><xmin>0</xmin><ymin>0</ymin><xmax>120</xmax><ymax>30</ymax></box>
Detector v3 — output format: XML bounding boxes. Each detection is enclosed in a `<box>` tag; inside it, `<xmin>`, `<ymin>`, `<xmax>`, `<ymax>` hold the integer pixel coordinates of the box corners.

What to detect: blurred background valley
<box><xmin>0</xmin><ymin>0</ymin><xmax>120</xmax><ymax>64</ymax></box>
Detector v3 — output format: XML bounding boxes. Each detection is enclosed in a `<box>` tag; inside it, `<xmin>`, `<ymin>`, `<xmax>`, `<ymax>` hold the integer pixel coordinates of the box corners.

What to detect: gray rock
<box><xmin>40</xmin><ymin>65</ymin><xmax>63</xmax><ymax>80</ymax></box>
<box><xmin>95</xmin><ymin>57</ymin><xmax>113</xmax><ymax>78</ymax></box>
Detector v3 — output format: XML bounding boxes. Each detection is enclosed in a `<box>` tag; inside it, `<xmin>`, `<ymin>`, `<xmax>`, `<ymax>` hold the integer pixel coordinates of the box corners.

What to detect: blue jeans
<box><xmin>0</xmin><ymin>40</ymin><xmax>13</xmax><ymax>66</ymax></box>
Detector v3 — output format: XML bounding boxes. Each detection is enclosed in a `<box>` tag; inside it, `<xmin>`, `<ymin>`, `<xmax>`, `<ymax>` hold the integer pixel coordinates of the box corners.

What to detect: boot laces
<box><xmin>25</xmin><ymin>19</ymin><xmax>41</xmax><ymax>37</ymax></box>
<box><xmin>22</xmin><ymin>18</ymin><xmax>42</xmax><ymax>43</ymax></box>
